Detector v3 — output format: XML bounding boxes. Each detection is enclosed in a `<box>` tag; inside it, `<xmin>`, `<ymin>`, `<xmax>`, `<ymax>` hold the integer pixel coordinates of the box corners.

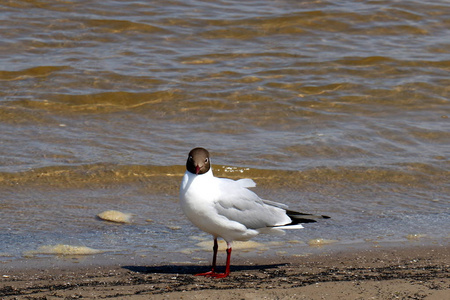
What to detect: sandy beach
<box><xmin>1</xmin><ymin>245</ymin><xmax>448</xmax><ymax>299</ymax></box>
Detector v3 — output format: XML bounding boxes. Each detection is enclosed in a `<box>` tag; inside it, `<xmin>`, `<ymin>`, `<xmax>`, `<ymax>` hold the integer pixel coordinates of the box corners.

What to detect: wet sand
<box><xmin>1</xmin><ymin>245</ymin><xmax>448</xmax><ymax>299</ymax></box>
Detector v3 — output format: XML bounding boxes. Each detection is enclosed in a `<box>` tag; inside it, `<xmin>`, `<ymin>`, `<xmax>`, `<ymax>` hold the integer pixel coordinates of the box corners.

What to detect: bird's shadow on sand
<box><xmin>123</xmin><ymin>264</ymin><xmax>287</xmax><ymax>275</ymax></box>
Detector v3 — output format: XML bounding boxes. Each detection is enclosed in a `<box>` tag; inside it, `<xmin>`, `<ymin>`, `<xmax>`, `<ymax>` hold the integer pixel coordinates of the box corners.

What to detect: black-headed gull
<box><xmin>179</xmin><ymin>147</ymin><xmax>329</xmax><ymax>278</ymax></box>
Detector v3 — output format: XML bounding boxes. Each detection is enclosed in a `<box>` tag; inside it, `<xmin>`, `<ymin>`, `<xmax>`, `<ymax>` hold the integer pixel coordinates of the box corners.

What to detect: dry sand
<box><xmin>1</xmin><ymin>245</ymin><xmax>448</xmax><ymax>299</ymax></box>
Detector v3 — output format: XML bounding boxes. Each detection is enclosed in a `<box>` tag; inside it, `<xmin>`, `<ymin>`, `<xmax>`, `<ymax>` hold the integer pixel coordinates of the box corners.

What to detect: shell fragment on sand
<box><xmin>308</xmin><ymin>238</ymin><xmax>337</xmax><ymax>247</ymax></box>
<box><xmin>24</xmin><ymin>244</ymin><xmax>105</xmax><ymax>257</ymax></box>
<box><xmin>406</xmin><ymin>233</ymin><xmax>427</xmax><ymax>240</ymax></box>
<box><xmin>97</xmin><ymin>210</ymin><xmax>133</xmax><ymax>223</ymax></box>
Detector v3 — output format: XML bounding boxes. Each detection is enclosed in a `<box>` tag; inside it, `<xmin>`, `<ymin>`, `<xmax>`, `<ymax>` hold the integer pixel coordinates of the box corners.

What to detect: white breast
<box><xmin>179</xmin><ymin>170</ymin><xmax>234</xmax><ymax>237</ymax></box>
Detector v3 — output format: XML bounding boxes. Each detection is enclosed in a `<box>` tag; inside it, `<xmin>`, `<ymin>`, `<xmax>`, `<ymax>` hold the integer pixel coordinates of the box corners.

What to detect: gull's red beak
<box><xmin>195</xmin><ymin>166</ymin><xmax>200</xmax><ymax>174</ymax></box>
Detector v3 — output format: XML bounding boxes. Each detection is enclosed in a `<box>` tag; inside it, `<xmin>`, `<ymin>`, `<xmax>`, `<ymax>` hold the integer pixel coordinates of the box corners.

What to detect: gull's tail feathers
<box><xmin>272</xmin><ymin>224</ymin><xmax>304</xmax><ymax>230</ymax></box>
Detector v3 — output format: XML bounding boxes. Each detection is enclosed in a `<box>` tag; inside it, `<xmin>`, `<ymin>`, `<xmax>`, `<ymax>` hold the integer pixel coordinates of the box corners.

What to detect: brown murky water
<box><xmin>0</xmin><ymin>0</ymin><xmax>449</xmax><ymax>266</ymax></box>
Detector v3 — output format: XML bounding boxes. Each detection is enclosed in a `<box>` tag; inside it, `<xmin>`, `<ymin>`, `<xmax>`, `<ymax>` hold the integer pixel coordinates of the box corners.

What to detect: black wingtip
<box><xmin>286</xmin><ymin>210</ymin><xmax>331</xmax><ymax>224</ymax></box>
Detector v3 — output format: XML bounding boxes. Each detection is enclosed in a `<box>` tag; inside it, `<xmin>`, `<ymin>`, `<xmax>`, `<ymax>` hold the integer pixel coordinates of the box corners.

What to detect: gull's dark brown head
<box><xmin>186</xmin><ymin>147</ymin><xmax>211</xmax><ymax>175</ymax></box>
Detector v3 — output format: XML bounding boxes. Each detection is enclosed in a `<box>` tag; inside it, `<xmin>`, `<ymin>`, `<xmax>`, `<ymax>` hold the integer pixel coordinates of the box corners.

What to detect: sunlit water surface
<box><xmin>0</xmin><ymin>0</ymin><xmax>448</xmax><ymax>267</ymax></box>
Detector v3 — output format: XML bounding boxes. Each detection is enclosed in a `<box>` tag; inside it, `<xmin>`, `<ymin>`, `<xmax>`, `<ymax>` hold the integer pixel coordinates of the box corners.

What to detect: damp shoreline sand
<box><xmin>1</xmin><ymin>245</ymin><xmax>448</xmax><ymax>299</ymax></box>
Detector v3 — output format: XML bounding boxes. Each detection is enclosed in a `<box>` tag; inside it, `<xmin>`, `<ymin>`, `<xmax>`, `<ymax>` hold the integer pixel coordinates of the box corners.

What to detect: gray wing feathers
<box><xmin>236</xmin><ymin>178</ymin><xmax>256</xmax><ymax>188</ymax></box>
<box><xmin>214</xmin><ymin>180</ymin><xmax>291</xmax><ymax>229</ymax></box>
<box><xmin>262</xmin><ymin>199</ymin><xmax>289</xmax><ymax>210</ymax></box>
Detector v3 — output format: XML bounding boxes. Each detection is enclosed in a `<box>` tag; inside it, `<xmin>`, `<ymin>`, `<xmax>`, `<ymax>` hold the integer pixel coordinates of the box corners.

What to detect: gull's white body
<box><xmin>179</xmin><ymin>167</ymin><xmax>303</xmax><ymax>243</ymax></box>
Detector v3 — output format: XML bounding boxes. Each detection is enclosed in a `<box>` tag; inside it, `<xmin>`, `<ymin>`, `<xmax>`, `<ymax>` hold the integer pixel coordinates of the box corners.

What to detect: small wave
<box><xmin>0</xmin><ymin>164</ymin><xmax>184</xmax><ymax>191</ymax></box>
<box><xmin>50</xmin><ymin>91</ymin><xmax>170</xmax><ymax>111</ymax></box>
<box><xmin>85</xmin><ymin>19</ymin><xmax>170</xmax><ymax>34</ymax></box>
<box><xmin>0</xmin><ymin>66</ymin><xmax>69</xmax><ymax>81</ymax></box>
<box><xmin>0</xmin><ymin>163</ymin><xmax>446</xmax><ymax>191</ymax></box>
<box><xmin>335</xmin><ymin>56</ymin><xmax>395</xmax><ymax>66</ymax></box>
<box><xmin>1</xmin><ymin>90</ymin><xmax>183</xmax><ymax>116</ymax></box>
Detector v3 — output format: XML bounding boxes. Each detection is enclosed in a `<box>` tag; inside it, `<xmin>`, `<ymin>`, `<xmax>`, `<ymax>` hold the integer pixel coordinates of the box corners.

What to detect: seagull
<box><xmin>179</xmin><ymin>147</ymin><xmax>329</xmax><ymax>278</ymax></box>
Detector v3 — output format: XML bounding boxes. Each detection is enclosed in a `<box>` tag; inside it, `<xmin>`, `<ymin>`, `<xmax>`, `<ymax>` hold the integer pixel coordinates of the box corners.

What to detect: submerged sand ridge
<box><xmin>2</xmin><ymin>164</ymin><xmax>447</xmax><ymax>266</ymax></box>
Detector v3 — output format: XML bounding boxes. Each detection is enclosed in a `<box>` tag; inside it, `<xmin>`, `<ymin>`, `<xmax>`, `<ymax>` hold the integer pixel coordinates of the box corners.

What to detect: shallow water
<box><xmin>0</xmin><ymin>0</ymin><xmax>449</xmax><ymax>266</ymax></box>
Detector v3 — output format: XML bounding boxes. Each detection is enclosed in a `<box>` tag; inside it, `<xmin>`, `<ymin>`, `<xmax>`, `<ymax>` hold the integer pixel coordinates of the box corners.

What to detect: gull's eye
<box><xmin>188</xmin><ymin>156</ymin><xmax>193</xmax><ymax>161</ymax></box>
<box><xmin>205</xmin><ymin>158</ymin><xmax>209</xmax><ymax>163</ymax></box>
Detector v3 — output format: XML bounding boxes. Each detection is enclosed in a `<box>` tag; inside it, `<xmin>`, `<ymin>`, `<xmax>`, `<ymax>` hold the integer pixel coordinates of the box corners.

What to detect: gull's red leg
<box><xmin>211</xmin><ymin>238</ymin><xmax>218</xmax><ymax>272</ymax></box>
<box><xmin>195</xmin><ymin>240</ymin><xmax>232</xmax><ymax>278</ymax></box>
<box><xmin>212</xmin><ymin>245</ymin><xmax>231</xmax><ymax>278</ymax></box>
<box><xmin>224</xmin><ymin>246</ymin><xmax>232</xmax><ymax>275</ymax></box>
<box><xmin>195</xmin><ymin>238</ymin><xmax>218</xmax><ymax>276</ymax></box>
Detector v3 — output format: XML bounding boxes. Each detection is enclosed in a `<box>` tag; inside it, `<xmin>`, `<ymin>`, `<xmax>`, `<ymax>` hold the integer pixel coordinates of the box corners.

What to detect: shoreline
<box><xmin>1</xmin><ymin>244</ymin><xmax>448</xmax><ymax>299</ymax></box>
